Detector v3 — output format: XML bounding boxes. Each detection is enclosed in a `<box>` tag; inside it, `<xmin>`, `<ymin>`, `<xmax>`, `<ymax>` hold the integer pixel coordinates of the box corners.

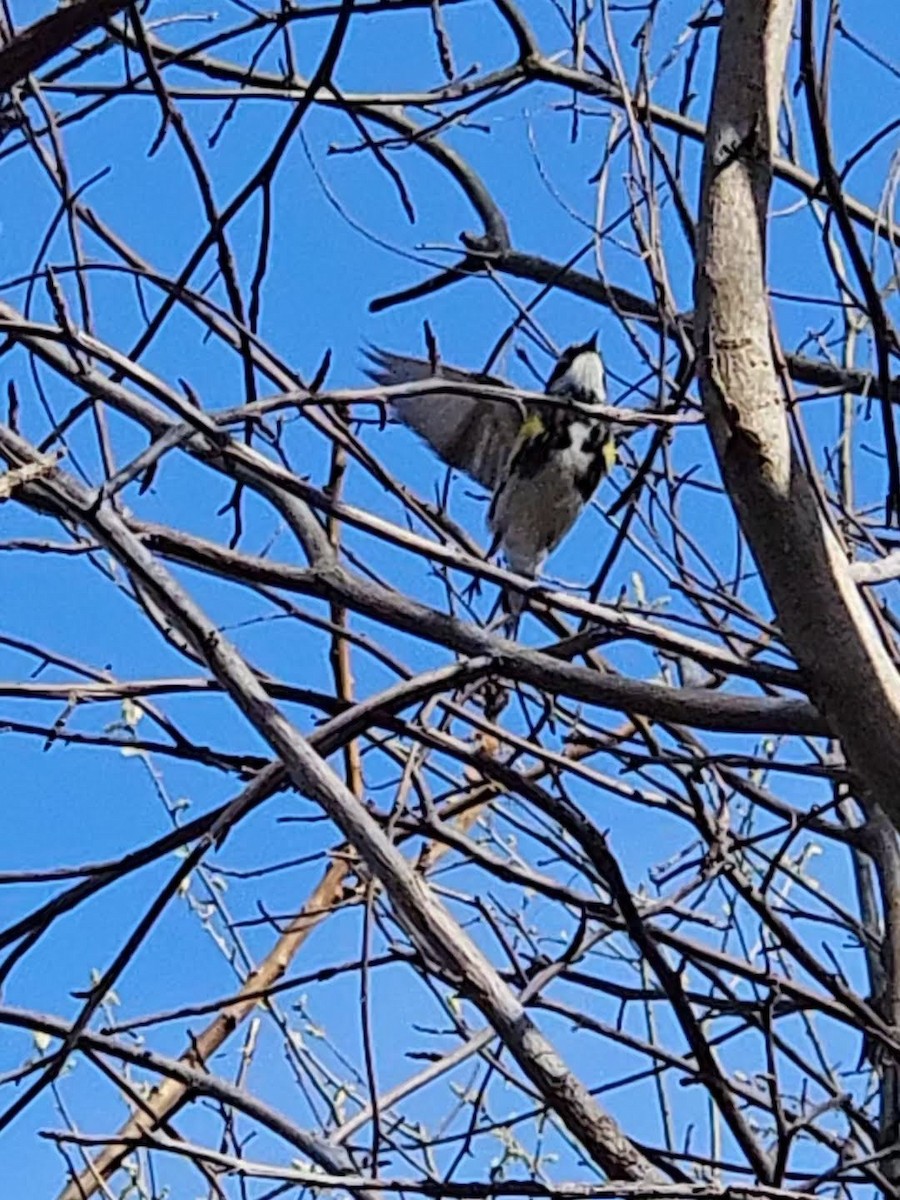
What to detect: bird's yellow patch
<box><xmin>517</xmin><ymin>412</ymin><xmax>545</xmax><ymax>441</ymax></box>
<box><xmin>602</xmin><ymin>437</ymin><xmax>617</xmax><ymax>472</ymax></box>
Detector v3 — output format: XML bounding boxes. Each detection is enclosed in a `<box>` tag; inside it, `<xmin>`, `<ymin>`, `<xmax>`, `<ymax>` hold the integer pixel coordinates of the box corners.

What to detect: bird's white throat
<box><xmin>552</xmin><ymin>351</ymin><xmax>606</xmax><ymax>404</ymax></box>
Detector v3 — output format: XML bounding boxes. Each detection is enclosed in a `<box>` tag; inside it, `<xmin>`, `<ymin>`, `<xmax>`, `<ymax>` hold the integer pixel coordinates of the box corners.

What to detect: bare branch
<box><xmin>694</xmin><ymin>0</ymin><xmax>900</xmax><ymax>827</ymax></box>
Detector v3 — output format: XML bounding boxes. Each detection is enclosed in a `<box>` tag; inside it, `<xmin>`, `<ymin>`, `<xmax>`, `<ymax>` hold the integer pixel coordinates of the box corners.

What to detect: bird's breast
<box><xmin>561</xmin><ymin>419</ymin><xmax>612</xmax><ymax>501</ymax></box>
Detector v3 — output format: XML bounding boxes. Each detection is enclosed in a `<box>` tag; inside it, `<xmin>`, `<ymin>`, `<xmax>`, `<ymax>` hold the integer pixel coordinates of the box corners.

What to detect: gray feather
<box><xmin>363</xmin><ymin>346</ymin><xmax>522</xmax><ymax>492</ymax></box>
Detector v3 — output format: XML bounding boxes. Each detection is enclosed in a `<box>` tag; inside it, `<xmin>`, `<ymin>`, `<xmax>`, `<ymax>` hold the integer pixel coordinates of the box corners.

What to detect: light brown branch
<box><xmin>694</xmin><ymin>2</ymin><xmax>900</xmax><ymax>825</ymax></box>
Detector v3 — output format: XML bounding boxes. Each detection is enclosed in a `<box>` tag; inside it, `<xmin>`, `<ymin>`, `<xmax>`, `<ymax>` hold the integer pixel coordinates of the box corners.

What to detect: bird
<box><xmin>363</xmin><ymin>334</ymin><xmax>615</xmax><ymax>628</ymax></box>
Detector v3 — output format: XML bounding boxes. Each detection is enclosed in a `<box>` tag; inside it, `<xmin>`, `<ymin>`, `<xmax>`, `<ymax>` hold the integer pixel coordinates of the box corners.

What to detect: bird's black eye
<box><xmin>546</xmin><ymin>361</ymin><xmax>564</xmax><ymax>389</ymax></box>
<box><xmin>546</xmin><ymin>345</ymin><xmax>578</xmax><ymax>389</ymax></box>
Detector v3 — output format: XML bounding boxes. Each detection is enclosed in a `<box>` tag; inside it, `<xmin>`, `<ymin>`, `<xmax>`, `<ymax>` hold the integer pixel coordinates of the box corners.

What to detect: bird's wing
<box><xmin>363</xmin><ymin>345</ymin><xmax>522</xmax><ymax>492</ymax></box>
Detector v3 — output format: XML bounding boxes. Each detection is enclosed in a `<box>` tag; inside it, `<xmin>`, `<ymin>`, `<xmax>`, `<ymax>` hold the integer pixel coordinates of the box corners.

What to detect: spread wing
<box><xmin>363</xmin><ymin>346</ymin><xmax>522</xmax><ymax>492</ymax></box>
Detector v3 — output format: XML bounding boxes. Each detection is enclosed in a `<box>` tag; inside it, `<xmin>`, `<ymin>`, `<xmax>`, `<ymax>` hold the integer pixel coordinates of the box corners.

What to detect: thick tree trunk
<box><xmin>694</xmin><ymin>0</ymin><xmax>900</xmax><ymax>827</ymax></box>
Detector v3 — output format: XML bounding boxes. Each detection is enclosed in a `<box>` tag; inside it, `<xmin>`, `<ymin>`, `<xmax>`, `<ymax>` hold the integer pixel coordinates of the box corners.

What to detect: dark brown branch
<box><xmin>0</xmin><ymin>0</ymin><xmax>130</xmax><ymax>92</ymax></box>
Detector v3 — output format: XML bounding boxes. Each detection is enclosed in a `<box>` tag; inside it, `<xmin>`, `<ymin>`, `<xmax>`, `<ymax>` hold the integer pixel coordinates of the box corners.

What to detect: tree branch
<box><xmin>0</xmin><ymin>0</ymin><xmax>130</xmax><ymax>91</ymax></box>
<box><xmin>694</xmin><ymin>0</ymin><xmax>900</xmax><ymax>827</ymax></box>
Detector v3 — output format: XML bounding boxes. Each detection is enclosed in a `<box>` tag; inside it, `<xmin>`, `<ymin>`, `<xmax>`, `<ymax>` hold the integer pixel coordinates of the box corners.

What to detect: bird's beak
<box><xmin>586</xmin><ymin>331</ymin><xmax>599</xmax><ymax>351</ymax></box>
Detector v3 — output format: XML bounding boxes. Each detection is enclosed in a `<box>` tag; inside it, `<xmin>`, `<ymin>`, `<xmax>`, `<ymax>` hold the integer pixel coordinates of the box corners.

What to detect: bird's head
<box><xmin>546</xmin><ymin>333</ymin><xmax>605</xmax><ymax>405</ymax></box>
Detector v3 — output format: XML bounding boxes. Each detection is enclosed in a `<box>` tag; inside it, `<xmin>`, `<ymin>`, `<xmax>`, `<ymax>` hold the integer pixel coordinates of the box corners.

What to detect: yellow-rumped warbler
<box><xmin>364</xmin><ymin>335</ymin><xmax>614</xmax><ymax>625</ymax></box>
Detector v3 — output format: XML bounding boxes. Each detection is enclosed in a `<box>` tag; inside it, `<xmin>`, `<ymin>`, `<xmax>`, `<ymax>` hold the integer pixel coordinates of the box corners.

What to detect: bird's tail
<box><xmin>487</xmin><ymin>538</ymin><xmax>538</xmax><ymax>637</ymax></box>
<box><xmin>493</xmin><ymin>563</ymin><xmax>536</xmax><ymax>637</ymax></box>
<box><xmin>486</xmin><ymin>576</ymin><xmax>528</xmax><ymax>637</ymax></box>
<box><xmin>501</xmin><ymin>585</ymin><xmax>526</xmax><ymax>638</ymax></box>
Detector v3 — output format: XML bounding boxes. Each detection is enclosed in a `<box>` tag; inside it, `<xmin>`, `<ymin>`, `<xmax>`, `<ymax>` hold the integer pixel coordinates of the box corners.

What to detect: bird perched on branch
<box><xmin>364</xmin><ymin>334</ymin><xmax>615</xmax><ymax>628</ymax></box>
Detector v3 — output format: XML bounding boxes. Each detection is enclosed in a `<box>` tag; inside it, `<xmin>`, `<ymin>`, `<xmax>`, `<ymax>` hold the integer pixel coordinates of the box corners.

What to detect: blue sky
<box><xmin>1</xmin><ymin>0</ymin><xmax>899</xmax><ymax>1193</ymax></box>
